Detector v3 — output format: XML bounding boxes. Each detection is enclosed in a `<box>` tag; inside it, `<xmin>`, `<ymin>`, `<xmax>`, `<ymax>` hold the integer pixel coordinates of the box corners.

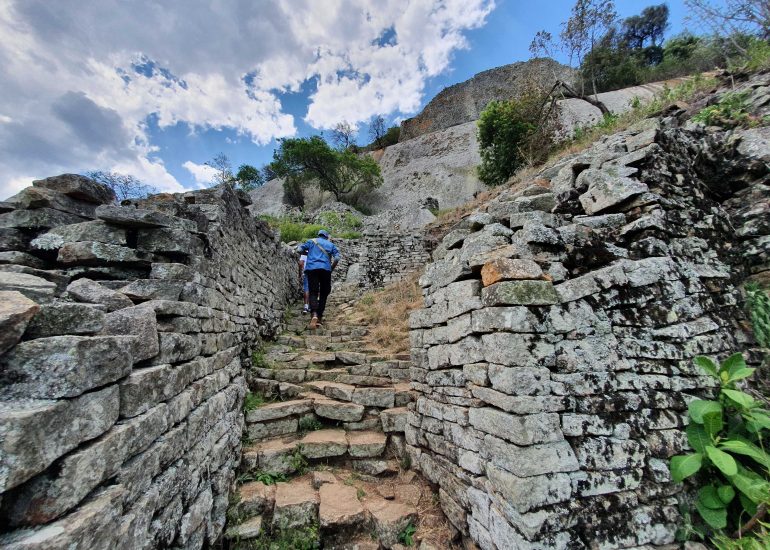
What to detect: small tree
<box><xmin>368</xmin><ymin>115</ymin><xmax>387</xmax><ymax>149</ymax></box>
<box><xmin>234</xmin><ymin>164</ymin><xmax>264</xmax><ymax>192</ymax></box>
<box><xmin>330</xmin><ymin>121</ymin><xmax>357</xmax><ymax>150</ymax></box>
<box><xmin>85</xmin><ymin>171</ymin><xmax>158</xmax><ymax>201</ymax></box>
<box><xmin>206</xmin><ymin>153</ymin><xmax>234</xmax><ymax>187</ymax></box>
<box><xmin>269</xmin><ymin>136</ymin><xmax>382</xmax><ymax>206</ymax></box>
<box><xmin>686</xmin><ymin>0</ymin><xmax>770</xmax><ymax>43</ymax></box>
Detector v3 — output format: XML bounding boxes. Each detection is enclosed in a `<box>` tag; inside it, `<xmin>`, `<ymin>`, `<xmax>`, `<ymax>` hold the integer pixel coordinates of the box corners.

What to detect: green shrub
<box><xmin>477</xmin><ymin>89</ymin><xmax>558</xmax><ymax>186</ymax></box>
<box><xmin>298</xmin><ymin>416</ymin><xmax>323</xmax><ymax>433</ymax></box>
<box><xmin>288</xmin><ymin>448</ymin><xmax>308</xmax><ymax>475</ymax></box>
<box><xmin>669</xmin><ymin>353</ymin><xmax>770</xmax><ymax>541</ymax></box>
<box><xmin>693</xmin><ymin>92</ymin><xmax>760</xmax><ymax>128</ymax></box>
<box><xmin>251</xmin><ymin>348</ymin><xmax>269</xmax><ymax>369</ymax></box>
<box><xmin>398</xmin><ymin>522</ymin><xmax>417</xmax><ymax>546</ymax></box>
<box><xmin>746</xmin><ymin>283</ymin><xmax>770</xmax><ymax>348</ymax></box>
<box><xmin>243</xmin><ymin>392</ymin><xmax>267</xmax><ymax>411</ymax></box>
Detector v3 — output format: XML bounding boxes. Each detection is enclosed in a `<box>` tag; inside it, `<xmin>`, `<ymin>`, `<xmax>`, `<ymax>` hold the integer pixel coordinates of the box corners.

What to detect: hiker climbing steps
<box><xmin>224</xmin><ymin>295</ymin><xmax>453</xmax><ymax>548</ymax></box>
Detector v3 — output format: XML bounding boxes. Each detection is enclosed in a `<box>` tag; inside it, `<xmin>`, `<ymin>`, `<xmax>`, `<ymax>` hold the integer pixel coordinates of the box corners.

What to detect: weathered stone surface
<box><xmin>481</xmin><ymin>280</ymin><xmax>559</xmax><ymax>306</ymax></box>
<box><xmin>469</xmin><ymin>408</ymin><xmax>563</xmax><ymax>445</ymax></box>
<box><xmin>225</xmin><ymin>515</ymin><xmax>263</xmax><ymax>540</ymax></box>
<box><xmin>6</xmin><ymin>187</ymin><xmax>98</xmax><ymax>218</ymax></box>
<box><xmin>0</xmin><ymin>291</ymin><xmax>39</xmax><ymax>354</ymax></box>
<box><xmin>32</xmin><ymin>174</ymin><xmax>116</xmax><ymax>204</ymax></box>
<box><xmin>314</xmin><ymin>399</ymin><xmax>365</xmax><ymax>422</ymax></box>
<box><xmin>0</xmin><ymin>335</ymin><xmax>133</xmax><ymax>399</ymax></box>
<box><xmin>352</xmin><ymin>387</ymin><xmax>396</xmax><ymax>408</ymax></box>
<box><xmin>150</xmin><ymin>262</ymin><xmax>192</xmax><ymax>280</ymax></box>
<box><xmin>101</xmin><ymin>305</ymin><xmax>159</xmax><ymax>362</ymax></box>
<box><xmin>272</xmin><ymin>478</ymin><xmax>319</xmax><ymax>529</ymax></box>
<box><xmin>366</xmin><ymin>498</ymin><xmax>417</xmax><ymax>548</ymax></box>
<box><xmin>0</xmin><ymin>251</ymin><xmax>45</xmax><ymax>269</ymax></box>
<box><xmin>57</xmin><ymin>241</ymin><xmax>150</xmax><ymax>266</ymax></box>
<box><xmin>483</xmin><ymin>435</ymin><xmax>579</xmax><ymax>477</ymax></box>
<box><xmin>480</xmin><ymin>258</ymin><xmax>543</xmax><ymax>286</ymax></box>
<box><xmin>347</xmin><ymin>431</ymin><xmax>387</xmax><ymax>457</ymax></box>
<box><xmin>25</xmin><ymin>303</ymin><xmax>105</xmax><ymax>338</ymax></box>
<box><xmin>245</xmin><ymin>399</ymin><xmax>312</xmax><ymax>423</ymax></box>
<box><xmin>0</xmin><ymin>272</ymin><xmax>56</xmax><ymax>302</ymax></box>
<box><xmin>235</xmin><ymin>482</ymin><xmax>275</xmax><ymax>516</ymax></box>
<box><xmin>299</xmin><ymin>429</ymin><xmax>348</xmax><ymax>458</ymax></box>
<box><xmin>137</xmin><ymin>228</ymin><xmax>204</xmax><ymax>256</ymax></box>
<box><xmin>148</xmin><ymin>332</ymin><xmax>201</xmax><ymax>365</ymax></box>
<box><xmin>0</xmin><ymin>386</ymin><xmax>119</xmax><ymax>491</ymax></box>
<box><xmin>95</xmin><ymin>205</ymin><xmax>194</xmax><ymax>230</ymax></box>
<box><xmin>0</xmin><ymin>208</ymin><xmax>85</xmax><ymax>230</ymax></box>
<box><xmin>67</xmin><ymin>278</ymin><xmax>133</xmax><ymax>311</ymax></box>
<box><xmin>486</xmin><ymin>464</ymin><xmax>572</xmax><ymax>513</ymax></box>
<box><xmin>31</xmin><ymin>221</ymin><xmax>127</xmax><ymax>250</ymax></box>
<box><xmin>118</xmin><ymin>279</ymin><xmax>183</xmax><ymax>302</ymax></box>
<box><xmin>577</xmin><ymin>169</ymin><xmax>649</xmax><ymax>215</ymax></box>
<box><xmin>319</xmin><ymin>483</ymin><xmax>367</xmax><ymax>528</ymax></box>
<box><xmin>0</xmin><ymin>228</ymin><xmax>28</xmax><ymax>252</ymax></box>
<box><xmin>381</xmin><ymin>407</ymin><xmax>408</xmax><ymax>432</ymax></box>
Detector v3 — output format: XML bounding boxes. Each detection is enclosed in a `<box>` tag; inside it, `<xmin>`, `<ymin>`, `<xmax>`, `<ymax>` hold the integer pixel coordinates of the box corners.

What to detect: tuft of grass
<box><xmin>251</xmin><ymin>348</ymin><xmax>270</xmax><ymax>369</ymax></box>
<box><xmin>298</xmin><ymin>416</ymin><xmax>323</xmax><ymax>434</ymax></box>
<box><xmin>287</xmin><ymin>448</ymin><xmax>308</xmax><ymax>475</ymax></box>
<box><xmin>356</xmin><ymin>487</ymin><xmax>366</xmax><ymax>500</ymax></box>
<box><xmin>243</xmin><ymin>392</ymin><xmax>267</xmax><ymax>412</ymax></box>
<box><xmin>693</xmin><ymin>91</ymin><xmax>767</xmax><ymax>128</ymax></box>
<box><xmin>398</xmin><ymin>522</ymin><xmax>417</xmax><ymax>546</ymax></box>
<box><xmin>348</xmin><ymin>271</ymin><xmax>423</xmax><ymax>356</ymax></box>
<box><xmin>235</xmin><ymin>521</ymin><xmax>320</xmax><ymax>550</ymax></box>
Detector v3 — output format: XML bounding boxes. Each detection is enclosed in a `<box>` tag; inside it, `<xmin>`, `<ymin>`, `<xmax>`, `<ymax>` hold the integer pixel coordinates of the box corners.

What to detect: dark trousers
<box><xmin>306</xmin><ymin>268</ymin><xmax>332</xmax><ymax>319</ymax></box>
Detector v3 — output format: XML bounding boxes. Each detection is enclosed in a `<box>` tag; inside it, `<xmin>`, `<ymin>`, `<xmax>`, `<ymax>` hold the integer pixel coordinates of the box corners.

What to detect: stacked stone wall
<box><xmin>0</xmin><ymin>177</ymin><xmax>297</xmax><ymax>549</ymax></box>
<box><xmin>356</xmin><ymin>230</ymin><xmax>432</xmax><ymax>289</ymax></box>
<box><xmin>406</xmin><ymin>76</ymin><xmax>770</xmax><ymax>549</ymax></box>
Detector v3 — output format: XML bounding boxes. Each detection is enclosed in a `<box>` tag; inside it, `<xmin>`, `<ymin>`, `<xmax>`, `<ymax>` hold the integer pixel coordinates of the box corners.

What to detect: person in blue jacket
<box><xmin>296</xmin><ymin>229</ymin><xmax>340</xmax><ymax>329</ymax></box>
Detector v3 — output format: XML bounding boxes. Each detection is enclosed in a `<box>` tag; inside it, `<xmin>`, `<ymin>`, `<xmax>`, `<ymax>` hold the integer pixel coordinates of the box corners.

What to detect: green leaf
<box><xmin>686</xmin><ymin>423</ymin><xmax>711</xmax><ymax>453</ymax></box>
<box><xmin>739</xmin><ymin>492</ymin><xmax>758</xmax><ymax>516</ymax></box>
<box><xmin>722</xmin><ymin>389</ymin><xmax>755</xmax><ymax>409</ymax></box>
<box><xmin>702</xmin><ymin>411</ymin><xmax>724</xmax><ymax>438</ymax></box>
<box><xmin>744</xmin><ymin>410</ymin><xmax>770</xmax><ymax>431</ymax></box>
<box><xmin>729</xmin><ymin>467</ymin><xmax>770</xmax><ymax>503</ymax></box>
<box><xmin>670</xmin><ymin>453</ymin><xmax>703</xmax><ymax>482</ymax></box>
<box><xmin>726</xmin><ymin>368</ymin><xmax>755</xmax><ymax>384</ymax></box>
<box><xmin>705</xmin><ymin>445</ymin><xmax>737</xmax><ymax>476</ymax></box>
<box><xmin>697</xmin><ymin>486</ymin><xmax>725</xmax><ymax>509</ymax></box>
<box><xmin>720</xmin><ymin>438</ymin><xmax>770</xmax><ymax>469</ymax></box>
<box><xmin>694</xmin><ymin>355</ymin><xmax>719</xmax><ymax>378</ymax></box>
<box><xmin>721</xmin><ymin>352</ymin><xmax>747</xmax><ymax>377</ymax></box>
<box><xmin>689</xmin><ymin>399</ymin><xmax>722</xmax><ymax>423</ymax></box>
<box><xmin>717</xmin><ymin>485</ymin><xmax>735</xmax><ymax>504</ymax></box>
<box><xmin>695</xmin><ymin>499</ymin><xmax>727</xmax><ymax>529</ymax></box>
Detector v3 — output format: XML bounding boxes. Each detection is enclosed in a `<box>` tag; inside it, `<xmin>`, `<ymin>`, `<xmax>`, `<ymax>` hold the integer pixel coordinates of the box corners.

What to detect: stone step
<box><xmin>272</xmin><ymin>477</ymin><xmax>319</xmax><ymax>529</ymax></box>
<box><xmin>380</xmin><ymin>407</ymin><xmax>408</xmax><ymax>433</ymax></box>
<box><xmin>244</xmin><ymin>399</ymin><xmax>312</xmax><ymax>423</ymax></box>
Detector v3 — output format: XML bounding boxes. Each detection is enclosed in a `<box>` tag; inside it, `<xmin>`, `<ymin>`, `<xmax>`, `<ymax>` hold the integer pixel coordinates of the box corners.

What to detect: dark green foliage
<box><xmin>745</xmin><ymin>283</ymin><xmax>770</xmax><ymax>348</ymax></box>
<box><xmin>243</xmin><ymin>392</ymin><xmax>269</xmax><ymax>411</ymax></box>
<box><xmin>670</xmin><ymin>354</ymin><xmax>770</xmax><ymax>541</ymax></box>
<box><xmin>298</xmin><ymin>416</ymin><xmax>323</xmax><ymax>433</ymax></box>
<box><xmin>477</xmin><ymin>90</ymin><xmax>558</xmax><ymax>186</ymax></box>
<box><xmin>235</xmin><ymin>164</ymin><xmax>265</xmax><ymax>192</ymax></box>
<box><xmin>259</xmin><ymin>212</ymin><xmax>363</xmax><ymax>243</ymax></box>
<box><xmin>398</xmin><ymin>522</ymin><xmax>417</xmax><ymax>546</ymax></box>
<box><xmin>234</xmin><ymin>522</ymin><xmax>320</xmax><ymax>550</ymax></box>
<box><xmin>693</xmin><ymin>92</ymin><xmax>767</xmax><ymax>128</ymax></box>
<box><xmin>269</xmin><ymin>136</ymin><xmax>382</xmax><ymax>208</ymax></box>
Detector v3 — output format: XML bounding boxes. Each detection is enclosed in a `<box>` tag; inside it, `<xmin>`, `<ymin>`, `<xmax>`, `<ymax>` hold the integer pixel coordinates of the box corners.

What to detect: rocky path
<box><xmin>224</xmin><ymin>291</ymin><xmax>453</xmax><ymax>549</ymax></box>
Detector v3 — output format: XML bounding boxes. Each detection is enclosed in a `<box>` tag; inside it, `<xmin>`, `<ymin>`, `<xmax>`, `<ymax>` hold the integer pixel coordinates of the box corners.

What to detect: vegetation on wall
<box><xmin>670</xmin><ymin>353</ymin><xmax>770</xmax><ymax>545</ymax></box>
<box><xmin>259</xmin><ymin>211</ymin><xmax>363</xmax><ymax>243</ymax></box>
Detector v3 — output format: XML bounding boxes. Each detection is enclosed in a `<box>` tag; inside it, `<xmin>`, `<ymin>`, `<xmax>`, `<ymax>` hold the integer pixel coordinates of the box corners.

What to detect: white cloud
<box><xmin>0</xmin><ymin>0</ymin><xmax>495</xmax><ymax>199</ymax></box>
<box><xmin>182</xmin><ymin>161</ymin><xmax>218</xmax><ymax>188</ymax></box>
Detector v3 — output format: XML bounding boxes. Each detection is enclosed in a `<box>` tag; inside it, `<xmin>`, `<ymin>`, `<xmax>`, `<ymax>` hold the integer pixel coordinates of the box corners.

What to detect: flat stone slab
<box><xmin>314</xmin><ymin>398</ymin><xmax>365</xmax><ymax>422</ymax></box>
<box><xmin>365</xmin><ymin>498</ymin><xmax>417</xmax><ymax>547</ymax></box>
<box><xmin>0</xmin><ymin>290</ymin><xmax>39</xmax><ymax>355</ymax></box>
<box><xmin>380</xmin><ymin>407</ymin><xmax>408</xmax><ymax>432</ymax></box>
<box><xmin>244</xmin><ymin>439</ymin><xmax>298</xmax><ymax>474</ymax></box>
<box><xmin>319</xmin><ymin>483</ymin><xmax>367</xmax><ymax>528</ymax></box>
<box><xmin>347</xmin><ymin>431</ymin><xmax>387</xmax><ymax>458</ymax></box>
<box><xmin>481</xmin><ymin>258</ymin><xmax>543</xmax><ymax>286</ymax></box>
<box><xmin>226</xmin><ymin>515</ymin><xmax>263</xmax><ymax>540</ymax></box>
<box><xmin>352</xmin><ymin>387</ymin><xmax>396</xmax><ymax>408</ymax></box>
<box><xmin>245</xmin><ymin>399</ymin><xmax>312</xmax><ymax>423</ymax></box>
<box><xmin>299</xmin><ymin>429</ymin><xmax>348</xmax><ymax>458</ymax></box>
<box><xmin>272</xmin><ymin>477</ymin><xmax>319</xmax><ymax>529</ymax></box>
<box><xmin>322</xmin><ymin>382</ymin><xmax>356</xmax><ymax>401</ymax></box>
<box><xmin>236</xmin><ymin>482</ymin><xmax>275</xmax><ymax>516</ymax></box>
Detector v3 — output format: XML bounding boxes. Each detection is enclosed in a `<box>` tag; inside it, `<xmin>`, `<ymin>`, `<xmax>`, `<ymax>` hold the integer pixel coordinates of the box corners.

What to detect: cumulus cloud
<box><xmin>0</xmin><ymin>0</ymin><xmax>494</xmax><ymax>199</ymax></box>
<box><xmin>182</xmin><ymin>161</ymin><xmax>218</xmax><ymax>188</ymax></box>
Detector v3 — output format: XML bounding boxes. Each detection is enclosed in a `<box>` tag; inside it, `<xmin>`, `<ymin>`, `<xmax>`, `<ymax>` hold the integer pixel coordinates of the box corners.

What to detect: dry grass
<box><xmin>345</xmin><ymin>271</ymin><xmax>423</xmax><ymax>356</ymax></box>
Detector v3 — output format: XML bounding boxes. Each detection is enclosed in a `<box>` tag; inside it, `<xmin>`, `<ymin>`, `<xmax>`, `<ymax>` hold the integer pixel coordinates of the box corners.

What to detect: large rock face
<box><xmin>399</xmin><ymin>58</ymin><xmax>575</xmax><ymax>141</ymax></box>
<box><xmin>0</xmin><ymin>177</ymin><xmax>297</xmax><ymax>548</ymax></box>
<box><xmin>406</xmin><ymin>74</ymin><xmax>770</xmax><ymax>549</ymax></box>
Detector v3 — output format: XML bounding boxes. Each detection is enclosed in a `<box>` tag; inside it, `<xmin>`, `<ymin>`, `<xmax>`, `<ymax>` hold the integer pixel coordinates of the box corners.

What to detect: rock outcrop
<box><xmin>406</xmin><ymin>73</ymin><xmax>770</xmax><ymax>549</ymax></box>
<box><xmin>0</xmin><ymin>175</ymin><xmax>297</xmax><ymax>548</ymax></box>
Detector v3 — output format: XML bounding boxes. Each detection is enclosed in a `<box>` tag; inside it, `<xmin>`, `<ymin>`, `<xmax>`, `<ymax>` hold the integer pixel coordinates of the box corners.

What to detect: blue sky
<box><xmin>0</xmin><ymin>1</ymin><xmax>710</xmax><ymax>198</ymax></box>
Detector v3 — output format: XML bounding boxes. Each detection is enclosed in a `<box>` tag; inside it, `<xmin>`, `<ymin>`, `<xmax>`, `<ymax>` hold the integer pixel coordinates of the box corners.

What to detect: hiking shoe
<box><xmin>302</xmin><ymin>304</ymin><xmax>310</xmax><ymax>314</ymax></box>
<box><xmin>309</xmin><ymin>315</ymin><xmax>318</xmax><ymax>330</ymax></box>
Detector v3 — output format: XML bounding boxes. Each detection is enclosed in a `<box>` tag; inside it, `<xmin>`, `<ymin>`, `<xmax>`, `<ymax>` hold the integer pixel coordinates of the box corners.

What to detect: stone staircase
<box><xmin>224</xmin><ymin>292</ymin><xmax>453</xmax><ymax>549</ymax></box>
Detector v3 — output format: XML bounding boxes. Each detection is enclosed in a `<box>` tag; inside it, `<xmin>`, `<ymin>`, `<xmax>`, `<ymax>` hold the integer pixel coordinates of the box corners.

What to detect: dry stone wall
<box><xmin>0</xmin><ymin>176</ymin><xmax>297</xmax><ymax>549</ymax></box>
<box><xmin>406</xmin><ymin>76</ymin><xmax>770</xmax><ymax>549</ymax></box>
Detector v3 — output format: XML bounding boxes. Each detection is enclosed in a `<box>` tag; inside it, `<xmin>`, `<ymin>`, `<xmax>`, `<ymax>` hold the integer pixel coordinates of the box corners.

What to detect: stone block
<box><xmin>245</xmin><ymin>399</ymin><xmax>312</xmax><ymax>423</ymax></box>
<box><xmin>118</xmin><ymin>279</ymin><xmax>184</xmax><ymax>301</ymax></box>
<box><xmin>66</xmin><ymin>278</ymin><xmax>133</xmax><ymax>311</ymax></box>
<box><xmin>272</xmin><ymin>478</ymin><xmax>319</xmax><ymax>529</ymax></box>
<box><xmin>347</xmin><ymin>431</ymin><xmax>387</xmax><ymax>457</ymax></box>
<box><xmin>0</xmin><ymin>208</ymin><xmax>85</xmax><ymax>230</ymax></box>
<box><xmin>24</xmin><ymin>302</ymin><xmax>104</xmax><ymax>338</ymax></box>
<box><xmin>0</xmin><ymin>386</ymin><xmax>119</xmax><ymax>492</ymax></box>
<box><xmin>32</xmin><ymin>174</ymin><xmax>116</xmax><ymax>204</ymax></box>
<box><xmin>101</xmin><ymin>305</ymin><xmax>159</xmax><ymax>362</ymax></box>
<box><xmin>0</xmin><ymin>335</ymin><xmax>133</xmax><ymax>399</ymax></box>
<box><xmin>0</xmin><ymin>251</ymin><xmax>45</xmax><ymax>269</ymax></box>
<box><xmin>481</xmin><ymin>280</ymin><xmax>559</xmax><ymax>306</ymax></box>
<box><xmin>0</xmin><ymin>272</ymin><xmax>56</xmax><ymax>302</ymax></box>
<box><xmin>299</xmin><ymin>429</ymin><xmax>348</xmax><ymax>458</ymax></box>
<box><xmin>577</xmin><ymin>169</ymin><xmax>649</xmax><ymax>215</ymax></box>
<box><xmin>352</xmin><ymin>387</ymin><xmax>395</xmax><ymax>408</ymax></box>
<box><xmin>380</xmin><ymin>407</ymin><xmax>408</xmax><ymax>432</ymax></box>
<box><xmin>483</xmin><ymin>435</ymin><xmax>579</xmax><ymax>477</ymax></box>
<box><xmin>319</xmin><ymin>483</ymin><xmax>367</xmax><ymax>528</ymax></box>
<box><xmin>6</xmin><ymin>187</ymin><xmax>97</xmax><ymax>218</ymax></box>
<box><xmin>137</xmin><ymin>228</ymin><xmax>204</xmax><ymax>256</ymax></box>
<box><xmin>0</xmin><ymin>291</ymin><xmax>39</xmax><ymax>354</ymax></box>
<box><xmin>480</xmin><ymin>258</ymin><xmax>543</xmax><ymax>286</ymax></box>
<box><xmin>488</xmin><ymin>364</ymin><xmax>553</xmax><ymax>396</ymax></box>
<box><xmin>469</xmin><ymin>408</ymin><xmax>563</xmax><ymax>445</ymax></box>
<box><xmin>150</xmin><ymin>262</ymin><xmax>192</xmax><ymax>280</ymax></box>
<box><xmin>481</xmin><ymin>333</ymin><xmax>555</xmax><ymax>368</ymax></box>
<box><xmin>57</xmin><ymin>241</ymin><xmax>150</xmax><ymax>266</ymax></box>
<box><xmin>487</xmin><ymin>464</ymin><xmax>572</xmax><ymax>513</ymax></box>
<box><xmin>0</xmin><ymin>228</ymin><xmax>29</xmax><ymax>251</ymax></box>
<box><xmin>149</xmin><ymin>332</ymin><xmax>201</xmax><ymax>365</ymax></box>
<box><xmin>31</xmin><ymin>221</ymin><xmax>127</xmax><ymax>250</ymax></box>
<box><xmin>247</xmin><ymin>418</ymin><xmax>298</xmax><ymax>441</ymax></box>
<box><xmin>96</xmin><ymin>205</ymin><xmax>195</xmax><ymax>230</ymax></box>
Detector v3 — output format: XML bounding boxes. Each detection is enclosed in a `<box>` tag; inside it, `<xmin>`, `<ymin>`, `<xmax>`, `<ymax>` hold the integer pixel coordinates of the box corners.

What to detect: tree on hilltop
<box><xmin>368</xmin><ymin>115</ymin><xmax>387</xmax><ymax>149</ymax></box>
<box><xmin>206</xmin><ymin>152</ymin><xmax>265</xmax><ymax>192</ymax></box>
<box><xmin>330</xmin><ymin>121</ymin><xmax>357</xmax><ymax>150</ymax></box>
<box><xmin>268</xmin><ymin>136</ymin><xmax>382</xmax><ymax>207</ymax></box>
